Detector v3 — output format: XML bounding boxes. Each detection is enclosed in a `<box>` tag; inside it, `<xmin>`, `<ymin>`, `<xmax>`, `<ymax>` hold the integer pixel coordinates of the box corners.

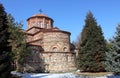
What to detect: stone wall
<box><xmin>25</xmin><ymin>52</ymin><xmax>76</xmax><ymax>73</ymax></box>
<box><xmin>43</xmin><ymin>52</ymin><xmax>76</xmax><ymax>72</ymax></box>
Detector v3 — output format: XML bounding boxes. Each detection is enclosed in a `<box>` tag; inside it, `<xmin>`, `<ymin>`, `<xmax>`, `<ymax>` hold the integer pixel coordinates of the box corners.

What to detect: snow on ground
<box><xmin>11</xmin><ymin>71</ymin><xmax>79</xmax><ymax>78</ymax></box>
<box><xmin>23</xmin><ymin>73</ymin><xmax>78</xmax><ymax>78</ymax></box>
<box><xmin>11</xmin><ymin>71</ymin><xmax>120</xmax><ymax>78</ymax></box>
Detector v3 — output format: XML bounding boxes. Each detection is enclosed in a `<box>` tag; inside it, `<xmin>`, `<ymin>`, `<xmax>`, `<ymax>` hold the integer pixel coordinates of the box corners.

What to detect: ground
<box><xmin>75</xmin><ymin>72</ymin><xmax>113</xmax><ymax>76</ymax></box>
<box><xmin>11</xmin><ymin>71</ymin><xmax>119</xmax><ymax>78</ymax></box>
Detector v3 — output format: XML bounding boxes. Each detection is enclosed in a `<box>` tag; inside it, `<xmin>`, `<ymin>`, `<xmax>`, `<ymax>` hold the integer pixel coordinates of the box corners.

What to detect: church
<box><xmin>24</xmin><ymin>13</ymin><xmax>77</xmax><ymax>73</ymax></box>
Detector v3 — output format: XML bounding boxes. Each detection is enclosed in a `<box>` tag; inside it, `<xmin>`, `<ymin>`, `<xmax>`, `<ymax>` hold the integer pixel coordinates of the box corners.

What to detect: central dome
<box><xmin>27</xmin><ymin>14</ymin><xmax>53</xmax><ymax>21</ymax></box>
<box><xmin>33</xmin><ymin>14</ymin><xmax>48</xmax><ymax>17</ymax></box>
<box><xmin>27</xmin><ymin>13</ymin><xmax>54</xmax><ymax>29</ymax></box>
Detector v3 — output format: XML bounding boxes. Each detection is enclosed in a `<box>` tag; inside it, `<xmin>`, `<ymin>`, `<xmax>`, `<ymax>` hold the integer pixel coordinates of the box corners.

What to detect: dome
<box><xmin>27</xmin><ymin>14</ymin><xmax>53</xmax><ymax>22</ymax></box>
<box><xmin>33</xmin><ymin>14</ymin><xmax>48</xmax><ymax>17</ymax></box>
<box><xmin>27</xmin><ymin>13</ymin><xmax>54</xmax><ymax>29</ymax></box>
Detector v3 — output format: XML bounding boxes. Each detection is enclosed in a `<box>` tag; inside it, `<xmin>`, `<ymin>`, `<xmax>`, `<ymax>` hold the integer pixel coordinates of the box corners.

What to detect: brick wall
<box><xmin>43</xmin><ymin>32</ymin><xmax>70</xmax><ymax>52</ymax></box>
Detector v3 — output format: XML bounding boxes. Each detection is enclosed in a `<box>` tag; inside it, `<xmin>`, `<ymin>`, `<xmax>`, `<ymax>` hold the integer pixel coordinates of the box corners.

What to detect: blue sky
<box><xmin>0</xmin><ymin>0</ymin><xmax>120</xmax><ymax>42</ymax></box>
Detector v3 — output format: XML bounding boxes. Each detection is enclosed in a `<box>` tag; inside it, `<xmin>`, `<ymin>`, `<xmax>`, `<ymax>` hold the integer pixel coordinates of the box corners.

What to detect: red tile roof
<box><xmin>26</xmin><ymin>27</ymin><xmax>71</xmax><ymax>36</ymax></box>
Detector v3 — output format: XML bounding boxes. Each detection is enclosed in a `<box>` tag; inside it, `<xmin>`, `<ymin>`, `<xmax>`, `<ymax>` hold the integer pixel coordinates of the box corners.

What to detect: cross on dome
<box><xmin>39</xmin><ymin>9</ymin><xmax>43</xmax><ymax>14</ymax></box>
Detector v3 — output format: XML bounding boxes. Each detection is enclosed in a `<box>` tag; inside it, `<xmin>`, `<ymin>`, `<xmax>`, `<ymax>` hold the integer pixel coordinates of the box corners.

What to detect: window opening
<box><xmin>38</xmin><ymin>22</ymin><xmax>43</xmax><ymax>28</ymax></box>
<box><xmin>63</xmin><ymin>47</ymin><xmax>67</xmax><ymax>52</ymax></box>
<box><xmin>53</xmin><ymin>47</ymin><xmax>57</xmax><ymax>52</ymax></box>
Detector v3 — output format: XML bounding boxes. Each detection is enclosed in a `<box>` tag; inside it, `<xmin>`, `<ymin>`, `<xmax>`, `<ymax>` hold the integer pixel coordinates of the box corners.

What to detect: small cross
<box><xmin>39</xmin><ymin>9</ymin><xmax>43</xmax><ymax>14</ymax></box>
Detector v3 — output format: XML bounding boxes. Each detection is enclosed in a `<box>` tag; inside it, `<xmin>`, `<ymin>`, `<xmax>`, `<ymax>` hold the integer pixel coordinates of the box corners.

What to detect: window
<box><xmin>53</xmin><ymin>47</ymin><xmax>57</xmax><ymax>52</ymax></box>
<box><xmin>46</xmin><ymin>23</ymin><xmax>49</xmax><ymax>28</ymax></box>
<box><xmin>38</xmin><ymin>22</ymin><xmax>43</xmax><ymax>28</ymax></box>
<box><xmin>63</xmin><ymin>47</ymin><xmax>67</xmax><ymax>52</ymax></box>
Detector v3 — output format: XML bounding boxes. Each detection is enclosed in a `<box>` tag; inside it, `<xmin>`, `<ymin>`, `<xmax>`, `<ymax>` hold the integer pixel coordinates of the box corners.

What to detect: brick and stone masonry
<box><xmin>24</xmin><ymin>14</ymin><xmax>76</xmax><ymax>72</ymax></box>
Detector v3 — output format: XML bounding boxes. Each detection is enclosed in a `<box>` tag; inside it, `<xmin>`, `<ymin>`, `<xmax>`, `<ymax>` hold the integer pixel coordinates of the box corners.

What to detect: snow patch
<box><xmin>11</xmin><ymin>71</ymin><xmax>119</xmax><ymax>78</ymax></box>
<box><xmin>23</xmin><ymin>73</ymin><xmax>77</xmax><ymax>78</ymax></box>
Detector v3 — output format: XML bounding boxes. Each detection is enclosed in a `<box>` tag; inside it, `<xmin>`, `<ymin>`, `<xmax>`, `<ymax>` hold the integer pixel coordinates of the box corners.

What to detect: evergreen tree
<box><xmin>7</xmin><ymin>14</ymin><xmax>28</xmax><ymax>72</ymax></box>
<box><xmin>104</xmin><ymin>24</ymin><xmax>120</xmax><ymax>74</ymax></box>
<box><xmin>0</xmin><ymin>3</ymin><xmax>11</xmax><ymax>78</ymax></box>
<box><xmin>77</xmin><ymin>11</ymin><xmax>107</xmax><ymax>72</ymax></box>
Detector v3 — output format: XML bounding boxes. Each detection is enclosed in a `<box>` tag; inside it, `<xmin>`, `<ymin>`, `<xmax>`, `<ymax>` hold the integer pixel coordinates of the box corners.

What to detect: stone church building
<box><xmin>24</xmin><ymin>13</ymin><xmax>76</xmax><ymax>73</ymax></box>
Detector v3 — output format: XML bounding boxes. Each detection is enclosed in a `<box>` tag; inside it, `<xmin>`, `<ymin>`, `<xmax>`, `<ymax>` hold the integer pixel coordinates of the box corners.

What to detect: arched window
<box><xmin>46</xmin><ymin>23</ymin><xmax>49</xmax><ymax>28</ymax></box>
<box><xmin>38</xmin><ymin>22</ymin><xmax>43</xmax><ymax>28</ymax></box>
<box><xmin>53</xmin><ymin>47</ymin><xmax>57</xmax><ymax>52</ymax></box>
<box><xmin>63</xmin><ymin>47</ymin><xmax>67</xmax><ymax>52</ymax></box>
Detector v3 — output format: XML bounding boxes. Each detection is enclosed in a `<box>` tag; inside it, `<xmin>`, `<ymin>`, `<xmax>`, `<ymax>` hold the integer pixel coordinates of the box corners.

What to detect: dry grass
<box><xmin>74</xmin><ymin>72</ymin><xmax>113</xmax><ymax>76</ymax></box>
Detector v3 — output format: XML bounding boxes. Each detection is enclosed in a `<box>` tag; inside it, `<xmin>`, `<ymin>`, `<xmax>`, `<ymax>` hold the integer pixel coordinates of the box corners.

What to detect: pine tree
<box><xmin>104</xmin><ymin>24</ymin><xmax>120</xmax><ymax>74</ymax></box>
<box><xmin>7</xmin><ymin>14</ymin><xmax>28</xmax><ymax>72</ymax></box>
<box><xmin>0</xmin><ymin>3</ymin><xmax>11</xmax><ymax>78</ymax></box>
<box><xmin>77</xmin><ymin>11</ymin><xmax>107</xmax><ymax>72</ymax></box>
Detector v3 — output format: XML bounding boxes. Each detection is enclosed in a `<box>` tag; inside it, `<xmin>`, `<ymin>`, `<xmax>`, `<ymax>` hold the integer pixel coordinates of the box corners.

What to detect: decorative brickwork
<box><xmin>25</xmin><ymin>14</ymin><xmax>76</xmax><ymax>72</ymax></box>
